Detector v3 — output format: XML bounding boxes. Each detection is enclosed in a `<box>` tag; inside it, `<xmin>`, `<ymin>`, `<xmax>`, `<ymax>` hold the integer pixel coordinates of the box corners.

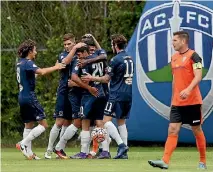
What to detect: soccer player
<box><xmin>82</xmin><ymin>34</ymin><xmax>134</xmax><ymax>159</ymax></box>
<box><xmin>79</xmin><ymin>33</ymin><xmax>107</xmax><ymax>67</ymax></box>
<box><xmin>70</xmin><ymin>45</ymin><xmax>110</xmax><ymax>159</ymax></box>
<box><xmin>53</xmin><ymin>54</ymin><xmax>83</xmax><ymax>159</ymax></box>
<box><xmin>16</xmin><ymin>39</ymin><xmax>65</xmax><ymax>160</ymax></box>
<box><xmin>53</xmin><ymin>37</ymin><xmax>108</xmax><ymax>158</ymax></box>
<box><xmin>148</xmin><ymin>31</ymin><xmax>207</xmax><ymax>170</ymax></box>
<box><xmin>81</xmin><ymin>34</ymin><xmax>110</xmax><ymax>157</ymax></box>
<box><xmin>44</xmin><ymin>33</ymin><xmax>75</xmax><ymax>159</ymax></box>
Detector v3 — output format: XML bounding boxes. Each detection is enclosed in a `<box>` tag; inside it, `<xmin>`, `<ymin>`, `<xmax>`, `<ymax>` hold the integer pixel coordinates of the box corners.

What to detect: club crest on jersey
<box><xmin>136</xmin><ymin>0</ymin><xmax>213</xmax><ymax>129</ymax></box>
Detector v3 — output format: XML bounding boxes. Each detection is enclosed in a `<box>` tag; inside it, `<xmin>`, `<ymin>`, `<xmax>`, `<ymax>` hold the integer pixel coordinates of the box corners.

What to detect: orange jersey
<box><xmin>171</xmin><ymin>49</ymin><xmax>202</xmax><ymax>106</ymax></box>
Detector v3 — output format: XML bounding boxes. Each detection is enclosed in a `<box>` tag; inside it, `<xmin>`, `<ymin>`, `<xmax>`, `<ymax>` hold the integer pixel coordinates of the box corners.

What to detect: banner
<box><xmin>126</xmin><ymin>0</ymin><xmax>213</xmax><ymax>143</ymax></box>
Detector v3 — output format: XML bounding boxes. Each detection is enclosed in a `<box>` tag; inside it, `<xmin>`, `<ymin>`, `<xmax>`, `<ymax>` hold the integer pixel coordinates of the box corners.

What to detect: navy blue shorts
<box><xmin>53</xmin><ymin>92</ymin><xmax>72</xmax><ymax>120</ymax></box>
<box><xmin>81</xmin><ymin>95</ymin><xmax>107</xmax><ymax>120</ymax></box>
<box><xmin>68</xmin><ymin>89</ymin><xmax>82</xmax><ymax>119</ymax></box>
<box><xmin>104</xmin><ymin>100</ymin><xmax>132</xmax><ymax>119</ymax></box>
<box><xmin>19</xmin><ymin>95</ymin><xmax>46</xmax><ymax>123</ymax></box>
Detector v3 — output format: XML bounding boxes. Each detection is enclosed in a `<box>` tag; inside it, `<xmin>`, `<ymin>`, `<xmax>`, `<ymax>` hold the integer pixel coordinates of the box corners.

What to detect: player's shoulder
<box><xmin>59</xmin><ymin>51</ymin><xmax>68</xmax><ymax>60</ymax></box>
<box><xmin>17</xmin><ymin>58</ymin><xmax>25</xmax><ymax>66</ymax></box>
<box><xmin>96</xmin><ymin>48</ymin><xmax>106</xmax><ymax>54</ymax></box>
<box><xmin>26</xmin><ymin>60</ymin><xmax>38</xmax><ymax>70</ymax></box>
<box><xmin>115</xmin><ymin>51</ymin><xmax>130</xmax><ymax>60</ymax></box>
<box><xmin>190</xmin><ymin>51</ymin><xmax>202</xmax><ymax>62</ymax></box>
<box><xmin>71</xmin><ymin>55</ymin><xmax>78</xmax><ymax>62</ymax></box>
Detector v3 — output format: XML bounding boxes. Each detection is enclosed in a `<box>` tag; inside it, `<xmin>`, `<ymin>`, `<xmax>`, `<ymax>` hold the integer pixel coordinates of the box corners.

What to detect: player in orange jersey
<box><xmin>148</xmin><ymin>31</ymin><xmax>207</xmax><ymax>170</ymax></box>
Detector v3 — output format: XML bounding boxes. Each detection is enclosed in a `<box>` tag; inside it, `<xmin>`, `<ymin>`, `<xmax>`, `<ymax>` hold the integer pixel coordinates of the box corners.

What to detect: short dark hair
<box><xmin>63</xmin><ymin>33</ymin><xmax>75</xmax><ymax>42</ymax></box>
<box><xmin>173</xmin><ymin>31</ymin><xmax>189</xmax><ymax>44</ymax></box>
<box><xmin>111</xmin><ymin>34</ymin><xmax>127</xmax><ymax>49</ymax></box>
<box><xmin>83</xmin><ymin>39</ymin><xmax>95</xmax><ymax>47</ymax></box>
<box><xmin>18</xmin><ymin>39</ymin><xmax>36</xmax><ymax>58</ymax></box>
<box><xmin>76</xmin><ymin>45</ymin><xmax>89</xmax><ymax>54</ymax></box>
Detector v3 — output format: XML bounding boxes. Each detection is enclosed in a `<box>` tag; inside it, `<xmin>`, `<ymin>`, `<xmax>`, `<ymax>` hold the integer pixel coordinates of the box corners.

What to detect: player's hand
<box><xmin>77</xmin><ymin>59</ymin><xmax>88</xmax><ymax>68</ymax></box>
<box><xmin>74</xmin><ymin>42</ymin><xmax>86</xmax><ymax>49</ymax></box>
<box><xmin>68</xmin><ymin>79</ymin><xmax>73</xmax><ymax>87</ymax></box>
<box><xmin>55</xmin><ymin>60</ymin><xmax>66</xmax><ymax>70</ymax></box>
<box><xmin>89</xmin><ymin>87</ymin><xmax>98</xmax><ymax>97</ymax></box>
<box><xmin>180</xmin><ymin>88</ymin><xmax>191</xmax><ymax>99</ymax></box>
<box><xmin>81</xmin><ymin>73</ymin><xmax>93</xmax><ymax>82</ymax></box>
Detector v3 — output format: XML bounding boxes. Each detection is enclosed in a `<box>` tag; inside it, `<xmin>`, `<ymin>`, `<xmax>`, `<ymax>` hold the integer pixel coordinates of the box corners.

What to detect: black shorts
<box><xmin>170</xmin><ymin>104</ymin><xmax>202</xmax><ymax>126</ymax></box>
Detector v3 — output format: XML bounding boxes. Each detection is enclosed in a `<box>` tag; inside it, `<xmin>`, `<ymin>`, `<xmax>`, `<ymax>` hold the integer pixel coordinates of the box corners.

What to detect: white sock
<box><xmin>118</xmin><ymin>124</ymin><xmax>128</xmax><ymax>146</ymax></box>
<box><xmin>47</xmin><ymin>124</ymin><xmax>61</xmax><ymax>152</ymax></box>
<box><xmin>101</xmin><ymin>139</ymin><xmax>109</xmax><ymax>152</ymax></box>
<box><xmin>55</xmin><ymin>124</ymin><xmax>78</xmax><ymax>151</ymax></box>
<box><xmin>60</xmin><ymin>126</ymin><xmax>68</xmax><ymax>138</ymax></box>
<box><xmin>23</xmin><ymin>128</ymin><xmax>32</xmax><ymax>154</ymax></box>
<box><xmin>80</xmin><ymin>130</ymin><xmax>90</xmax><ymax>154</ymax></box>
<box><xmin>104</xmin><ymin>121</ymin><xmax>123</xmax><ymax>145</ymax></box>
<box><xmin>99</xmin><ymin>143</ymin><xmax>103</xmax><ymax>149</ymax></box>
<box><xmin>21</xmin><ymin>125</ymin><xmax>45</xmax><ymax>145</ymax></box>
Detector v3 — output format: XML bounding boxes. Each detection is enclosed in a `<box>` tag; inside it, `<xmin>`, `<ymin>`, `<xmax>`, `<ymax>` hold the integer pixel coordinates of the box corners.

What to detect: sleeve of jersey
<box><xmin>191</xmin><ymin>52</ymin><xmax>202</xmax><ymax>70</ymax></box>
<box><xmin>26</xmin><ymin>61</ymin><xmax>39</xmax><ymax>72</ymax></box>
<box><xmin>107</xmin><ymin>59</ymin><xmax>116</xmax><ymax>77</ymax></box>
<box><xmin>58</xmin><ymin>55</ymin><xmax>62</xmax><ymax>63</ymax></box>
<box><xmin>72</xmin><ymin>61</ymin><xmax>80</xmax><ymax>75</ymax></box>
<box><xmin>96</xmin><ymin>49</ymin><xmax>107</xmax><ymax>56</ymax></box>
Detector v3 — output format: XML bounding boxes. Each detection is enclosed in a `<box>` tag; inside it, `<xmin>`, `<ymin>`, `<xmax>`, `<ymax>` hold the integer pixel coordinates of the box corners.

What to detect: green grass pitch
<box><xmin>2</xmin><ymin>147</ymin><xmax>213</xmax><ymax>172</ymax></box>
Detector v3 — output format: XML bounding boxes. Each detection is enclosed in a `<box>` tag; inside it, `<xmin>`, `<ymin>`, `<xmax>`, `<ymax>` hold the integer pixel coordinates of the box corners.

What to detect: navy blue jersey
<box><xmin>92</xmin><ymin>49</ymin><xmax>109</xmax><ymax>96</ymax></box>
<box><xmin>107</xmin><ymin>50</ymin><xmax>134</xmax><ymax>101</ymax></box>
<box><xmin>69</xmin><ymin>56</ymin><xmax>85</xmax><ymax>93</ymax></box>
<box><xmin>16</xmin><ymin>58</ymin><xmax>39</xmax><ymax>96</ymax></box>
<box><xmin>93</xmin><ymin>48</ymin><xmax>106</xmax><ymax>57</ymax></box>
<box><xmin>57</xmin><ymin>51</ymin><xmax>71</xmax><ymax>94</ymax></box>
<box><xmin>72</xmin><ymin>56</ymin><xmax>108</xmax><ymax>97</ymax></box>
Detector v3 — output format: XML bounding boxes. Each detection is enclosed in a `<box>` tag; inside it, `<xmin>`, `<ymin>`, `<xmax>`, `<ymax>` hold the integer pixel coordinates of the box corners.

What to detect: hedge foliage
<box><xmin>1</xmin><ymin>1</ymin><xmax>145</xmax><ymax>146</ymax></box>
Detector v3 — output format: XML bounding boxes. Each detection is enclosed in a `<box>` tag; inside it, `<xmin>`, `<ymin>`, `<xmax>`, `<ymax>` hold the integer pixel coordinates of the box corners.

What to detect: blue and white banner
<box><xmin>126</xmin><ymin>0</ymin><xmax>213</xmax><ymax>143</ymax></box>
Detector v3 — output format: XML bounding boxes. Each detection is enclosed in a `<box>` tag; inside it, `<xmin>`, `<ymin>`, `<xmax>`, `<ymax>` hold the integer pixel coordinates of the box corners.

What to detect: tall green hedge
<box><xmin>1</xmin><ymin>1</ymin><xmax>145</xmax><ymax>146</ymax></box>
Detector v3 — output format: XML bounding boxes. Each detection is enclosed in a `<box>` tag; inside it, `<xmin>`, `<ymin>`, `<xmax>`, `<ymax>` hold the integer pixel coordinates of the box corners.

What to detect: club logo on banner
<box><xmin>136</xmin><ymin>0</ymin><xmax>213</xmax><ymax>129</ymax></box>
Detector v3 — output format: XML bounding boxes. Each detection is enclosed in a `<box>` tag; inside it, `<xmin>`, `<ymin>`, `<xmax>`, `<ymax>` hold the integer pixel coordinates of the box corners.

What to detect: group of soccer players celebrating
<box><xmin>16</xmin><ymin>30</ymin><xmax>207</xmax><ymax>170</ymax></box>
<box><xmin>16</xmin><ymin>33</ymin><xmax>132</xmax><ymax>160</ymax></box>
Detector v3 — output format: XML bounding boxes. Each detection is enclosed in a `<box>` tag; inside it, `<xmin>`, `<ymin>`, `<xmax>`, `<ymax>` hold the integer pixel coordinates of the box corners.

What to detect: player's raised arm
<box><xmin>36</xmin><ymin>60</ymin><xmax>65</xmax><ymax>75</ymax></box>
<box><xmin>62</xmin><ymin>42</ymin><xmax>86</xmax><ymax>65</ymax></box>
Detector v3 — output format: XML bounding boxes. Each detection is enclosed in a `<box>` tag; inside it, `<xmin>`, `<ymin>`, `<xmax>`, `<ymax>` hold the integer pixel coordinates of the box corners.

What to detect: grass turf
<box><xmin>2</xmin><ymin>147</ymin><xmax>213</xmax><ymax>172</ymax></box>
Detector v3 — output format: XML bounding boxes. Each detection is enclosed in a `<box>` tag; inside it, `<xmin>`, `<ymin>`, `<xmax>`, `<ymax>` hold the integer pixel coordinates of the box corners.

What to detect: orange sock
<box><xmin>162</xmin><ymin>134</ymin><xmax>178</xmax><ymax>164</ymax></box>
<box><xmin>195</xmin><ymin>131</ymin><xmax>206</xmax><ymax>164</ymax></box>
<box><xmin>92</xmin><ymin>139</ymin><xmax>99</xmax><ymax>153</ymax></box>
